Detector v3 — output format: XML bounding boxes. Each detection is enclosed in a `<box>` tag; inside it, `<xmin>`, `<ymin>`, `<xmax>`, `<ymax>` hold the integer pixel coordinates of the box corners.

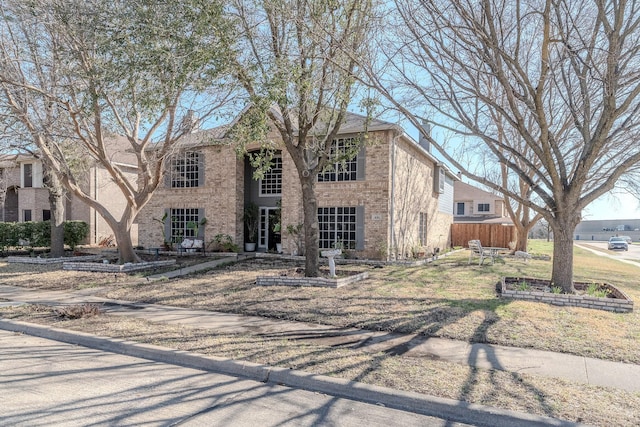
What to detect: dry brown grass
<box><xmin>2</xmin><ymin>241</ymin><xmax>640</xmax><ymax>426</ymax></box>
<box><xmin>1</xmin><ymin>305</ymin><xmax>638</xmax><ymax>427</ymax></box>
<box><xmin>98</xmin><ymin>243</ymin><xmax>640</xmax><ymax>364</ymax></box>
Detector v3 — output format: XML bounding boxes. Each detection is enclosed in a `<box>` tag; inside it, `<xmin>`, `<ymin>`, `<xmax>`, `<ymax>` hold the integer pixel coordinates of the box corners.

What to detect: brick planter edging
<box><xmin>257</xmin><ymin>271</ymin><xmax>369</xmax><ymax>288</ymax></box>
<box><xmin>500</xmin><ymin>277</ymin><xmax>634</xmax><ymax>313</ymax></box>
<box><xmin>62</xmin><ymin>259</ymin><xmax>177</xmax><ymax>273</ymax></box>
<box><xmin>8</xmin><ymin>255</ymin><xmax>101</xmax><ymax>264</ymax></box>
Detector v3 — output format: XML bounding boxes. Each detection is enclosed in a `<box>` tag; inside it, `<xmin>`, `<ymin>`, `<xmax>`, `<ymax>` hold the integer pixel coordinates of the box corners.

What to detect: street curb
<box><xmin>0</xmin><ymin>319</ymin><xmax>583</xmax><ymax>427</ymax></box>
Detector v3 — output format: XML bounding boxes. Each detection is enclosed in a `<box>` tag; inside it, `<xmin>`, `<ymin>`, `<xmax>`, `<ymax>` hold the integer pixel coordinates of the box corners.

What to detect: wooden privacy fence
<box><xmin>451</xmin><ymin>223</ymin><xmax>516</xmax><ymax>248</ymax></box>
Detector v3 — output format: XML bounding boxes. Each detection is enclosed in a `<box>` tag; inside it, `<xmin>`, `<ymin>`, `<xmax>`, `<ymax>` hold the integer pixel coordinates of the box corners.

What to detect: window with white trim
<box><xmin>456</xmin><ymin>202</ymin><xmax>465</xmax><ymax>215</ymax></box>
<box><xmin>169</xmin><ymin>208</ymin><xmax>200</xmax><ymax>242</ymax></box>
<box><xmin>171</xmin><ymin>151</ymin><xmax>201</xmax><ymax>188</ymax></box>
<box><xmin>260</xmin><ymin>157</ymin><xmax>282</xmax><ymax>196</ymax></box>
<box><xmin>477</xmin><ymin>203</ymin><xmax>490</xmax><ymax>213</ymax></box>
<box><xmin>318</xmin><ymin>137</ymin><xmax>358</xmax><ymax>182</ymax></box>
<box><xmin>318</xmin><ymin>206</ymin><xmax>357</xmax><ymax>249</ymax></box>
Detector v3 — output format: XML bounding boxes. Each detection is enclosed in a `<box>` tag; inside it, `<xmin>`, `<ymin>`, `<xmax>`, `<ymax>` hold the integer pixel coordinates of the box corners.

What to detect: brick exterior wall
<box><xmin>16</xmin><ymin>187</ymin><xmax>50</xmax><ymax>221</ymax></box>
<box><xmin>138</xmin><ymin>127</ymin><xmax>454</xmax><ymax>260</ymax></box>
<box><xmin>390</xmin><ymin>136</ymin><xmax>452</xmax><ymax>259</ymax></box>
<box><xmin>137</xmin><ymin>144</ymin><xmax>243</xmax><ymax>249</ymax></box>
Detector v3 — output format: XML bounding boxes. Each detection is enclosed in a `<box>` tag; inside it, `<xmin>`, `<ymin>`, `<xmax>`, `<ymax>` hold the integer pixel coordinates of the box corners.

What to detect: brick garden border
<box><xmin>257</xmin><ymin>271</ymin><xmax>369</xmax><ymax>288</ymax></box>
<box><xmin>62</xmin><ymin>259</ymin><xmax>177</xmax><ymax>273</ymax></box>
<box><xmin>8</xmin><ymin>255</ymin><xmax>101</xmax><ymax>264</ymax></box>
<box><xmin>500</xmin><ymin>276</ymin><xmax>634</xmax><ymax>313</ymax></box>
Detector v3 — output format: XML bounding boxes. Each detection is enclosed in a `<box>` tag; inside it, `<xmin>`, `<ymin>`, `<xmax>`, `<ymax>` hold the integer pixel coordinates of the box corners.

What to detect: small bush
<box><xmin>586</xmin><ymin>282</ymin><xmax>610</xmax><ymax>298</ymax></box>
<box><xmin>64</xmin><ymin>221</ymin><xmax>89</xmax><ymax>250</ymax></box>
<box><xmin>209</xmin><ymin>233</ymin><xmax>240</xmax><ymax>253</ymax></box>
<box><xmin>54</xmin><ymin>303</ymin><xmax>102</xmax><ymax>319</ymax></box>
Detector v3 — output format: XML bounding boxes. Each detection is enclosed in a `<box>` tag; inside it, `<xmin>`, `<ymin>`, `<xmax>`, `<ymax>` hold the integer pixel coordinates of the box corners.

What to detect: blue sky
<box><xmin>584</xmin><ymin>190</ymin><xmax>640</xmax><ymax>221</ymax></box>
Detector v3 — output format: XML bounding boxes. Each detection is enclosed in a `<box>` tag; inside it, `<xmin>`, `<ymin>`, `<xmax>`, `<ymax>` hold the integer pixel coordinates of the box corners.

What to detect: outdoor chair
<box><xmin>468</xmin><ymin>240</ymin><xmax>495</xmax><ymax>265</ymax></box>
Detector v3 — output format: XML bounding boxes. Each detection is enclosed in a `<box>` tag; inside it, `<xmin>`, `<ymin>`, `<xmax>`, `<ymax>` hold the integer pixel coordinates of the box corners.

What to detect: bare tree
<box><xmin>0</xmin><ymin>0</ymin><xmax>234</xmax><ymax>262</ymax></box>
<box><xmin>368</xmin><ymin>0</ymin><xmax>640</xmax><ymax>292</ymax></box>
<box><xmin>230</xmin><ymin>0</ymin><xmax>378</xmax><ymax>276</ymax></box>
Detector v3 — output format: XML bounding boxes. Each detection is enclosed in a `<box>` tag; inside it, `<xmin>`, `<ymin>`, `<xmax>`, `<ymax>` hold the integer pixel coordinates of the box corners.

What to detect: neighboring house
<box><xmin>451</xmin><ymin>180</ymin><xmax>515</xmax><ymax>248</ymax></box>
<box><xmin>137</xmin><ymin>110</ymin><xmax>457</xmax><ymax>260</ymax></box>
<box><xmin>0</xmin><ymin>155</ymin><xmax>50</xmax><ymax>223</ymax></box>
<box><xmin>453</xmin><ymin>180</ymin><xmax>511</xmax><ymax>224</ymax></box>
<box><xmin>0</xmin><ymin>140</ymin><xmax>138</xmax><ymax>245</ymax></box>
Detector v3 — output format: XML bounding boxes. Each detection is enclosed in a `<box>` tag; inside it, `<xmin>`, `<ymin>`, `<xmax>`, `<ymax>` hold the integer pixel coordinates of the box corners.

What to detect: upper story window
<box><xmin>23</xmin><ymin>163</ymin><xmax>33</xmax><ymax>188</ymax></box>
<box><xmin>318</xmin><ymin>137</ymin><xmax>361</xmax><ymax>182</ymax></box>
<box><xmin>260</xmin><ymin>157</ymin><xmax>282</xmax><ymax>196</ymax></box>
<box><xmin>456</xmin><ymin>202</ymin><xmax>465</xmax><ymax>215</ymax></box>
<box><xmin>477</xmin><ymin>203</ymin><xmax>490</xmax><ymax>213</ymax></box>
<box><xmin>170</xmin><ymin>151</ymin><xmax>202</xmax><ymax>188</ymax></box>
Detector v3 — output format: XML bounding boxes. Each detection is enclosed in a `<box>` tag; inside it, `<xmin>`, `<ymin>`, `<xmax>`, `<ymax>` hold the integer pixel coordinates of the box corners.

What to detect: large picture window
<box><xmin>318</xmin><ymin>137</ymin><xmax>360</xmax><ymax>182</ymax></box>
<box><xmin>169</xmin><ymin>208</ymin><xmax>201</xmax><ymax>243</ymax></box>
<box><xmin>170</xmin><ymin>151</ymin><xmax>202</xmax><ymax>188</ymax></box>
<box><xmin>260</xmin><ymin>157</ymin><xmax>282</xmax><ymax>196</ymax></box>
<box><xmin>318</xmin><ymin>206</ymin><xmax>358</xmax><ymax>249</ymax></box>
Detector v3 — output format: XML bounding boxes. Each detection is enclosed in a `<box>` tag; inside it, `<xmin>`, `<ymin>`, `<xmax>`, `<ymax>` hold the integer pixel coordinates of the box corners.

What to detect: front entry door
<box><xmin>259</xmin><ymin>207</ymin><xmax>278</xmax><ymax>250</ymax></box>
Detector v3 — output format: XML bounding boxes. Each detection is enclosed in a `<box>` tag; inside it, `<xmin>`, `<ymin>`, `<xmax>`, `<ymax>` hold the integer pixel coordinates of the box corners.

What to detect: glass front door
<box><xmin>259</xmin><ymin>207</ymin><xmax>281</xmax><ymax>250</ymax></box>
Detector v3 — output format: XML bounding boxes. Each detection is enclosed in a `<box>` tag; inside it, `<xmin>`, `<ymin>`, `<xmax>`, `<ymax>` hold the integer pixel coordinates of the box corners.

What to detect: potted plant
<box><xmin>243</xmin><ymin>202</ymin><xmax>259</xmax><ymax>251</ymax></box>
<box><xmin>185</xmin><ymin>217</ymin><xmax>207</xmax><ymax>252</ymax></box>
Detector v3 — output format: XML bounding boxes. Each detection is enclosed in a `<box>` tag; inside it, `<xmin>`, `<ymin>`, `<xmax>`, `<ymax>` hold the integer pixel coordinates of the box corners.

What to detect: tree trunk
<box><xmin>300</xmin><ymin>174</ymin><xmax>319</xmax><ymax>277</ymax></box>
<box><xmin>513</xmin><ymin>222</ymin><xmax>535</xmax><ymax>252</ymax></box>
<box><xmin>112</xmin><ymin>222</ymin><xmax>140</xmax><ymax>264</ymax></box>
<box><xmin>44</xmin><ymin>170</ymin><xmax>65</xmax><ymax>257</ymax></box>
<box><xmin>49</xmin><ymin>193</ymin><xmax>65</xmax><ymax>257</ymax></box>
<box><xmin>550</xmin><ymin>213</ymin><xmax>580</xmax><ymax>293</ymax></box>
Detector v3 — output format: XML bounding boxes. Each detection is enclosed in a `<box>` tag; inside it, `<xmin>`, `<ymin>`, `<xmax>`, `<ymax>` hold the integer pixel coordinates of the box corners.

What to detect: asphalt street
<box><xmin>0</xmin><ymin>330</ymin><xmax>471</xmax><ymax>427</ymax></box>
<box><xmin>574</xmin><ymin>240</ymin><xmax>640</xmax><ymax>267</ymax></box>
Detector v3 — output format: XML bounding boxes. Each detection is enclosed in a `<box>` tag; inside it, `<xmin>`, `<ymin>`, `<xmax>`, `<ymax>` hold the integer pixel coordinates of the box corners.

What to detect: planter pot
<box><xmin>276</xmin><ymin>243</ymin><xmax>282</xmax><ymax>253</ymax></box>
<box><xmin>245</xmin><ymin>242</ymin><xmax>256</xmax><ymax>252</ymax></box>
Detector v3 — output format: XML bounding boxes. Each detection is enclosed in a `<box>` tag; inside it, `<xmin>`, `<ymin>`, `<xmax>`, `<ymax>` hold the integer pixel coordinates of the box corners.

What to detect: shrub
<box><xmin>0</xmin><ymin>220</ymin><xmax>86</xmax><ymax>250</ymax></box>
<box><xmin>54</xmin><ymin>303</ymin><xmax>102</xmax><ymax>319</ymax></box>
<box><xmin>209</xmin><ymin>233</ymin><xmax>240</xmax><ymax>253</ymax></box>
<box><xmin>64</xmin><ymin>221</ymin><xmax>89</xmax><ymax>251</ymax></box>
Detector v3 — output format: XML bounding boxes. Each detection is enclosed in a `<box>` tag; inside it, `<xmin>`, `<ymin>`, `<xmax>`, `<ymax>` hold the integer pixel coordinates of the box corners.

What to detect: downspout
<box><xmin>94</xmin><ymin>166</ymin><xmax>98</xmax><ymax>244</ymax></box>
<box><xmin>389</xmin><ymin>130</ymin><xmax>401</xmax><ymax>261</ymax></box>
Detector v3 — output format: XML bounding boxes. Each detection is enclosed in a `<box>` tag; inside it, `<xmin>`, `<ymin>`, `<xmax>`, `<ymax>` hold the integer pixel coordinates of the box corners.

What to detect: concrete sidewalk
<box><xmin>1</xmin><ymin>283</ymin><xmax>638</xmax><ymax>394</ymax></box>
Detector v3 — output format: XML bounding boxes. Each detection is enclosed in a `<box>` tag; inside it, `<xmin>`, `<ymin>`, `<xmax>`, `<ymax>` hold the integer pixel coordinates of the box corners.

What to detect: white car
<box><xmin>608</xmin><ymin>237</ymin><xmax>629</xmax><ymax>251</ymax></box>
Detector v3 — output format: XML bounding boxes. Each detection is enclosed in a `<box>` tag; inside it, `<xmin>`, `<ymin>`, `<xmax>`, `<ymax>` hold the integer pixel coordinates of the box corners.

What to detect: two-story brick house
<box><xmin>136</xmin><ymin>112</ymin><xmax>456</xmax><ymax>260</ymax></box>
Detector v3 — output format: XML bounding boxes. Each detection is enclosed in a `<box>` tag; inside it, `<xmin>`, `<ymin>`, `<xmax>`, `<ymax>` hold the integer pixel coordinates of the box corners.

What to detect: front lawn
<box><xmin>99</xmin><ymin>240</ymin><xmax>640</xmax><ymax>364</ymax></box>
<box><xmin>3</xmin><ymin>239</ymin><xmax>640</xmax><ymax>426</ymax></box>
